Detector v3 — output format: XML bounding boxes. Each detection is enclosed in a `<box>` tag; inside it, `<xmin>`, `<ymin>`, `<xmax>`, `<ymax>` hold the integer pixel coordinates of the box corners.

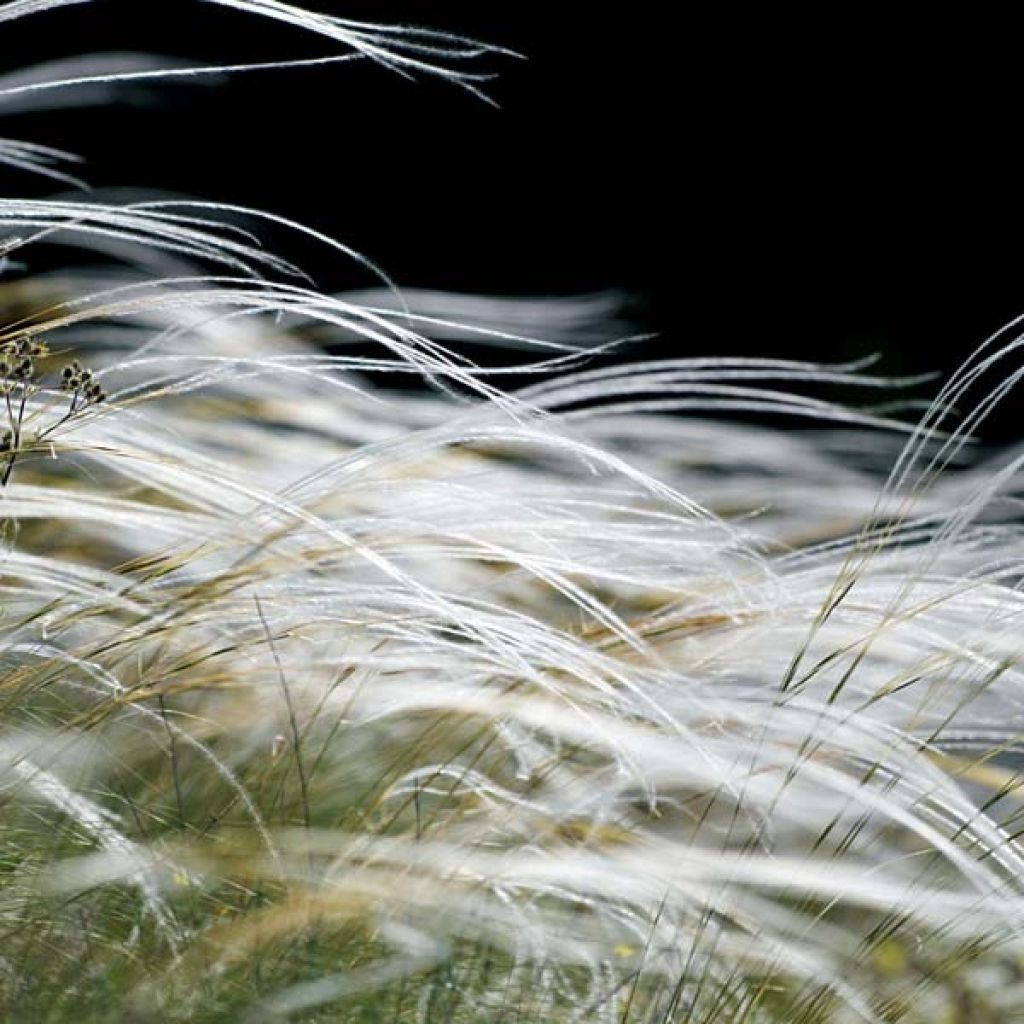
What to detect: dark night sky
<box><xmin>3</xmin><ymin>3</ymin><xmax>1024</xmax><ymax>435</ymax></box>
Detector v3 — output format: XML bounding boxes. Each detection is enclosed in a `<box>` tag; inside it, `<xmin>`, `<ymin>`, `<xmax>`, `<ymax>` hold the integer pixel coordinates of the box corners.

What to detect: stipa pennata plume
<box><xmin>1</xmin><ymin>4</ymin><xmax>1024</xmax><ymax>1024</ymax></box>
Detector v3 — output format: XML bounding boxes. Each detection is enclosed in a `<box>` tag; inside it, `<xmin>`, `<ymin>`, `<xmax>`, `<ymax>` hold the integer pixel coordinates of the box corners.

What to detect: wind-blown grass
<box><xmin>2</xmin><ymin>4</ymin><xmax>1024</xmax><ymax>1022</ymax></box>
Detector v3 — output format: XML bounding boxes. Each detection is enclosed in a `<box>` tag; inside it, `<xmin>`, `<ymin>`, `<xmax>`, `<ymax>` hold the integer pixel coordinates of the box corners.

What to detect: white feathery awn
<box><xmin>0</xmin><ymin>3</ymin><xmax>1023</xmax><ymax>1022</ymax></box>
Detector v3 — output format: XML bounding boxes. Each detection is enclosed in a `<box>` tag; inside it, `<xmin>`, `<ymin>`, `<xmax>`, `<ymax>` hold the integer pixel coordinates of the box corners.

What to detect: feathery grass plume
<box><xmin>2</xmin><ymin>4</ymin><xmax>1024</xmax><ymax>1023</ymax></box>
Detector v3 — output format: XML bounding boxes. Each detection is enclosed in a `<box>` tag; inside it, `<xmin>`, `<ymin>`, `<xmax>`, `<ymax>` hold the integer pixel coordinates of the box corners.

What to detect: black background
<box><xmin>3</xmin><ymin>3</ymin><xmax>1024</xmax><ymax>437</ymax></box>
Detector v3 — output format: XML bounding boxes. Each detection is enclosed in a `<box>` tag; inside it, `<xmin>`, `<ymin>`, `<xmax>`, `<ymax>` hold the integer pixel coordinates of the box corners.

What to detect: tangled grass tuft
<box><xmin>2</xmin><ymin>4</ymin><xmax>1024</xmax><ymax>1022</ymax></box>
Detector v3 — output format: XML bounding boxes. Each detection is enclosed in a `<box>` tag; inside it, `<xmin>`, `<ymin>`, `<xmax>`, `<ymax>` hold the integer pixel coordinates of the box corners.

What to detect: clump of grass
<box><xmin>2</xmin><ymin>3</ymin><xmax>1024</xmax><ymax>1022</ymax></box>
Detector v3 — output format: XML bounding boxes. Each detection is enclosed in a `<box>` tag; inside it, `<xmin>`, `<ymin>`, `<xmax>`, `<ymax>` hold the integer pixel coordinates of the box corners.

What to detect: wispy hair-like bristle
<box><xmin>3</xmin><ymin>4</ymin><xmax>1024</xmax><ymax>1023</ymax></box>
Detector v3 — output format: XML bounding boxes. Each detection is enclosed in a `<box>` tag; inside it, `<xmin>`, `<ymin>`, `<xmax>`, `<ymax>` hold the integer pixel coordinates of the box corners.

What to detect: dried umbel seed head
<box><xmin>0</xmin><ymin>343</ymin><xmax>38</xmax><ymax>384</ymax></box>
<box><xmin>55</xmin><ymin>358</ymin><xmax>106</xmax><ymax>404</ymax></box>
<box><xmin>60</xmin><ymin>360</ymin><xmax>91</xmax><ymax>393</ymax></box>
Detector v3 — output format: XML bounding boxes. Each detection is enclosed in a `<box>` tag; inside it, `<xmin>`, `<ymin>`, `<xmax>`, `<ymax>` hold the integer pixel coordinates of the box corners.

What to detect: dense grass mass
<box><xmin>3</xmin><ymin>4</ymin><xmax>1024</xmax><ymax>1022</ymax></box>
